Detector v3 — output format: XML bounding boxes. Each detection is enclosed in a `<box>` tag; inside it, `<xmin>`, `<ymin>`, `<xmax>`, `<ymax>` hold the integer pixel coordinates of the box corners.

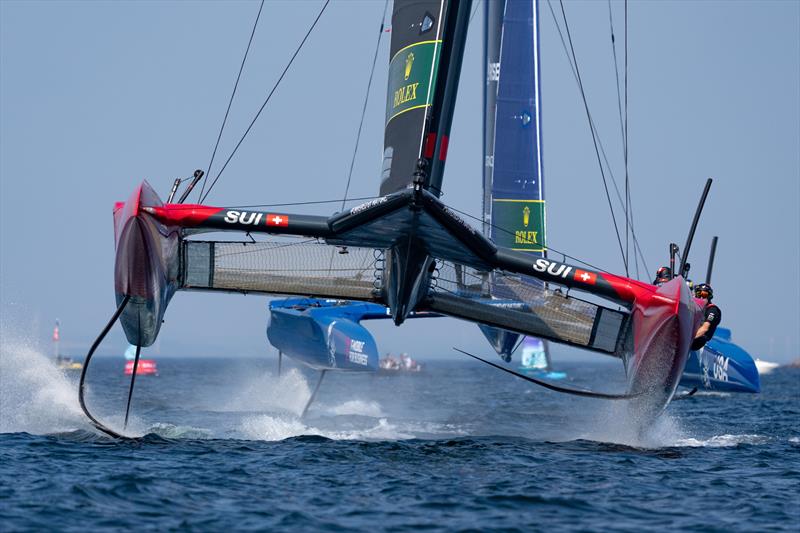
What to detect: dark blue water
<box><xmin>1</xmin><ymin>345</ymin><xmax>798</xmax><ymax>531</ymax></box>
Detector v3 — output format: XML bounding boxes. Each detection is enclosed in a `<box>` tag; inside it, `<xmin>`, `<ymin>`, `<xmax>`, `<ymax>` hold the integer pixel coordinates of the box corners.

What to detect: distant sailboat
<box><xmin>124</xmin><ymin>344</ymin><xmax>158</xmax><ymax>376</ymax></box>
<box><xmin>754</xmin><ymin>359</ymin><xmax>779</xmax><ymax>375</ymax></box>
<box><xmin>53</xmin><ymin>320</ymin><xmax>82</xmax><ymax>371</ymax></box>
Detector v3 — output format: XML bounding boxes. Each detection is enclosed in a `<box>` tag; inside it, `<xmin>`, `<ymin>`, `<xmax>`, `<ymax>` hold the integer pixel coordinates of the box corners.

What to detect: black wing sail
<box><xmin>381</xmin><ymin>0</ymin><xmax>447</xmax><ymax>195</ymax></box>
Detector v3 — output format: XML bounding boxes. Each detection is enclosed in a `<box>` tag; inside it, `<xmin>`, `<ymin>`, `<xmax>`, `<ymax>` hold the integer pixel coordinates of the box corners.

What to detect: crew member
<box><xmin>652</xmin><ymin>266</ymin><xmax>671</xmax><ymax>286</ymax></box>
<box><xmin>691</xmin><ymin>283</ymin><xmax>721</xmax><ymax>350</ymax></box>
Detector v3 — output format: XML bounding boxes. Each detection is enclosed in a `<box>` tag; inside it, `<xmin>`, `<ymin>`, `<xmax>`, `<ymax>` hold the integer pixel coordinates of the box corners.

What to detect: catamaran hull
<box><xmin>679</xmin><ymin>329</ymin><xmax>760</xmax><ymax>393</ymax></box>
<box><xmin>113</xmin><ymin>182</ymin><xmax>179</xmax><ymax>347</ymax></box>
<box><xmin>626</xmin><ymin>277</ymin><xmax>701</xmax><ymax>418</ymax></box>
<box><xmin>267</xmin><ymin>307</ymin><xmax>379</xmax><ymax>372</ymax></box>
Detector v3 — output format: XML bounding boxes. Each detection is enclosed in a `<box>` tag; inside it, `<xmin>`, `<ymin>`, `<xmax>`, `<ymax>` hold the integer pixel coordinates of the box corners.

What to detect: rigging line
<box><xmin>233</xmin><ymin>196</ymin><xmax>380</xmax><ymax>209</ymax></box>
<box><xmin>155</xmin><ymin>195</ymin><xmax>380</xmax><ymax>211</ymax></box>
<box><xmin>198</xmin><ymin>0</ymin><xmax>265</xmax><ymax>202</ymax></box>
<box><xmin>446</xmin><ymin>205</ymin><xmax>611</xmax><ymax>273</ymax></box>
<box><xmin>545</xmin><ymin>1</ymin><xmax>648</xmax><ymax>277</ymax></box>
<box><xmin>201</xmin><ymin>0</ymin><xmax>332</xmax><ymax>204</ymax></box>
<box><xmin>608</xmin><ymin>0</ymin><xmax>630</xmax><ymax>272</ymax></box>
<box><xmin>608</xmin><ymin>0</ymin><xmax>626</xmax><ymax>166</ymax></box>
<box><xmin>329</xmin><ymin>0</ymin><xmax>389</xmax><ymax>276</ymax></box>
<box><xmin>590</xmin><ymin>109</ymin><xmax>649</xmax><ymax>278</ymax></box>
<box><xmin>469</xmin><ymin>0</ymin><xmax>482</xmax><ymax>24</ymax></box>
<box><xmin>551</xmin><ymin>0</ymin><xmax>627</xmax><ymax>275</ymax></box>
<box><xmin>340</xmin><ymin>0</ymin><xmax>389</xmax><ymax>211</ymax></box>
<box><xmin>624</xmin><ymin>0</ymin><xmax>636</xmax><ymax>279</ymax></box>
<box><xmin>623</xmin><ymin>0</ymin><xmax>631</xmax><ymax>280</ymax></box>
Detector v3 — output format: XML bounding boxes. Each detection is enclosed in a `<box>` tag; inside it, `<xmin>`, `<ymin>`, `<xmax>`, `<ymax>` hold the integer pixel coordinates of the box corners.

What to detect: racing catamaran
<box><xmin>79</xmin><ymin>0</ymin><xmax>703</xmax><ymax>439</ymax></box>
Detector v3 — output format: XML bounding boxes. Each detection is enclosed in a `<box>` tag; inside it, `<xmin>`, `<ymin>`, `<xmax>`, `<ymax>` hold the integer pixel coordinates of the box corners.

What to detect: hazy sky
<box><xmin>1</xmin><ymin>1</ymin><xmax>798</xmax><ymax>362</ymax></box>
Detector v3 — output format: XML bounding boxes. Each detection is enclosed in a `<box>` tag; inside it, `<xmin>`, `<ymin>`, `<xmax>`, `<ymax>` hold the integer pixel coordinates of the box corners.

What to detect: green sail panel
<box><xmin>491</xmin><ymin>199</ymin><xmax>546</xmax><ymax>252</ymax></box>
<box><xmin>385</xmin><ymin>41</ymin><xmax>441</xmax><ymax>124</ymax></box>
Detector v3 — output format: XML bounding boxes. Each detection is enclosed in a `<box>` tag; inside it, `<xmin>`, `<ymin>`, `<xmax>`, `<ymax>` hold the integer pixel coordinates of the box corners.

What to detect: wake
<box><xmin>0</xmin><ymin>321</ymin><xmax>87</xmax><ymax>434</ymax></box>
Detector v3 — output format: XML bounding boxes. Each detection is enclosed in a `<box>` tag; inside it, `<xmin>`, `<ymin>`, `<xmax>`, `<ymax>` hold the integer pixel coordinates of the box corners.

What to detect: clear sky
<box><xmin>1</xmin><ymin>1</ymin><xmax>798</xmax><ymax>362</ymax></box>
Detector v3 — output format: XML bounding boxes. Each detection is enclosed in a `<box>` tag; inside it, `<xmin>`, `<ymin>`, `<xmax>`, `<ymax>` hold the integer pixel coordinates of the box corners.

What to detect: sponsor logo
<box><xmin>713</xmin><ymin>354</ymin><xmax>729</xmax><ymax>382</ymax></box>
<box><xmin>386</xmin><ymin>41</ymin><xmax>440</xmax><ymax>123</ymax></box>
<box><xmin>515</xmin><ymin>231</ymin><xmax>538</xmax><ymax>245</ymax></box>
<box><xmin>489</xmin><ymin>301</ymin><xmax>527</xmax><ymax>310</ymax></box>
<box><xmin>531</xmin><ymin>258</ymin><xmax>572</xmax><ymax>279</ymax></box>
<box><xmin>393</xmin><ymin>81</ymin><xmax>419</xmax><ymax>109</ymax></box>
<box><xmin>574</xmin><ymin>269</ymin><xmax>597</xmax><ymax>285</ymax></box>
<box><xmin>492</xmin><ymin>200</ymin><xmax>545</xmax><ymax>251</ymax></box>
<box><xmin>350</xmin><ymin>196</ymin><xmax>388</xmax><ymax>216</ymax></box>
<box><xmin>404</xmin><ymin>52</ymin><xmax>414</xmax><ymax>80</ymax></box>
<box><xmin>265</xmin><ymin>214</ymin><xmax>289</xmax><ymax>227</ymax></box>
<box><xmin>347</xmin><ymin>338</ymin><xmax>368</xmax><ymax>366</ymax></box>
<box><xmin>223</xmin><ymin>210</ymin><xmax>263</xmax><ymax>225</ymax></box>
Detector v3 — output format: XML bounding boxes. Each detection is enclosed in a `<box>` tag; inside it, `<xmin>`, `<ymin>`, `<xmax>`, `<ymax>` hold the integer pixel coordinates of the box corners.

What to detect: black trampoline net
<box><xmin>181</xmin><ymin>239</ymin><xmax>380</xmax><ymax>301</ymax></box>
<box><xmin>428</xmin><ymin>261</ymin><xmax>629</xmax><ymax>354</ymax></box>
<box><xmin>178</xmin><ymin>240</ymin><xmax>629</xmax><ymax>354</ymax></box>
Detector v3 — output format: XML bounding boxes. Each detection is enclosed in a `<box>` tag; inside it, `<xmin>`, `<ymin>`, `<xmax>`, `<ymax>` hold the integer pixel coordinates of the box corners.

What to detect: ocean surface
<box><xmin>1</xmin><ymin>340</ymin><xmax>798</xmax><ymax>532</ymax></box>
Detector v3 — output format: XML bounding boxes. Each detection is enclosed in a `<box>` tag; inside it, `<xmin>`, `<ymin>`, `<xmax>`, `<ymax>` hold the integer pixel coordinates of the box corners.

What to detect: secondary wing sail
<box><xmin>480</xmin><ymin>0</ymin><xmax>550</xmax><ymax>362</ymax></box>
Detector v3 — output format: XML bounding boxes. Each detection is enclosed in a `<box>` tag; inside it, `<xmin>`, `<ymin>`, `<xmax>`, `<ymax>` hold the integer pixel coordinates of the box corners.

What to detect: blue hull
<box><xmin>267</xmin><ymin>299</ymin><xmax>386</xmax><ymax>372</ymax></box>
<box><xmin>679</xmin><ymin>328</ymin><xmax>760</xmax><ymax>393</ymax></box>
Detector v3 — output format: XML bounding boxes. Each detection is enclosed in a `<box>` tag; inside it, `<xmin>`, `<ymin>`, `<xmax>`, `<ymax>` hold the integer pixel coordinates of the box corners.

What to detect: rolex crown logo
<box><xmin>523</xmin><ymin>205</ymin><xmax>530</xmax><ymax>227</ymax></box>
<box><xmin>404</xmin><ymin>52</ymin><xmax>415</xmax><ymax>80</ymax></box>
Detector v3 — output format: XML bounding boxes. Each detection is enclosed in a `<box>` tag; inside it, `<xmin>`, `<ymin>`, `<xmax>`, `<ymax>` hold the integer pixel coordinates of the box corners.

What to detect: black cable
<box><xmin>147</xmin><ymin>195</ymin><xmax>381</xmax><ymax>211</ymax></box>
<box><xmin>340</xmin><ymin>0</ymin><xmax>389</xmax><ymax>211</ymax></box>
<box><xmin>199</xmin><ymin>0</ymin><xmax>265</xmax><ymax>202</ymax></box>
<box><xmin>557</xmin><ymin>0</ymin><xmax>627</xmax><ymax>276</ymax></box>
<box><xmin>201</xmin><ymin>0</ymin><xmax>332</xmax><ymax>203</ymax></box>
<box><xmin>624</xmin><ymin>0</ymin><xmax>630</xmax><ymax>278</ymax></box>
<box><xmin>608</xmin><ymin>0</ymin><xmax>631</xmax><ymax>273</ymax></box>
<box><xmin>546</xmin><ymin>0</ymin><xmax>649</xmax><ymax>278</ymax></box>
<box><xmin>608</xmin><ymin>0</ymin><xmax>626</xmax><ymax>171</ymax></box>
<box><xmin>469</xmin><ymin>0</ymin><xmax>482</xmax><ymax>24</ymax></box>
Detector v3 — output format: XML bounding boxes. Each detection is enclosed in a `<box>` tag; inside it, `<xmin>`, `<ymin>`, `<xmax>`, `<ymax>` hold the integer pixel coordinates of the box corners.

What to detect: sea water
<box><xmin>1</xmin><ymin>332</ymin><xmax>798</xmax><ymax>531</ymax></box>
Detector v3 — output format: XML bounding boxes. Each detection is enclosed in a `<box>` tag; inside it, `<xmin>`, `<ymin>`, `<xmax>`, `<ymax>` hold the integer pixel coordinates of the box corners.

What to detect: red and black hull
<box><xmin>113</xmin><ymin>182</ymin><xmax>180</xmax><ymax>347</ymax></box>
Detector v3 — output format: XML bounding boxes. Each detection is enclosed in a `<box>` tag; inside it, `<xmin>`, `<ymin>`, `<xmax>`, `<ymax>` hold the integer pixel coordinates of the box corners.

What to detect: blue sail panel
<box><xmin>481</xmin><ymin>0</ymin><xmax>549</xmax><ymax>366</ymax></box>
<box><xmin>485</xmin><ymin>0</ymin><xmax>545</xmax><ymax>254</ymax></box>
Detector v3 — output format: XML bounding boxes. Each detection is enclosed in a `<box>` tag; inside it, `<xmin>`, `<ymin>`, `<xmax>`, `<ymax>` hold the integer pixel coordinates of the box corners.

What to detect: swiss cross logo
<box><xmin>574</xmin><ymin>269</ymin><xmax>597</xmax><ymax>285</ymax></box>
<box><xmin>265</xmin><ymin>214</ymin><xmax>289</xmax><ymax>227</ymax></box>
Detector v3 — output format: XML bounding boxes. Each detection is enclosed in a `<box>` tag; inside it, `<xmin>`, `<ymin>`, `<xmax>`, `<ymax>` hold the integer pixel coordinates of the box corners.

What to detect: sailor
<box><xmin>652</xmin><ymin>266</ymin><xmax>672</xmax><ymax>286</ymax></box>
<box><xmin>691</xmin><ymin>283</ymin><xmax>721</xmax><ymax>350</ymax></box>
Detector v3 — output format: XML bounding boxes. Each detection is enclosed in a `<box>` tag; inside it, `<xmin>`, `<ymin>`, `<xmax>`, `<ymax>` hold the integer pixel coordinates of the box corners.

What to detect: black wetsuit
<box><xmin>691</xmin><ymin>303</ymin><xmax>721</xmax><ymax>350</ymax></box>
